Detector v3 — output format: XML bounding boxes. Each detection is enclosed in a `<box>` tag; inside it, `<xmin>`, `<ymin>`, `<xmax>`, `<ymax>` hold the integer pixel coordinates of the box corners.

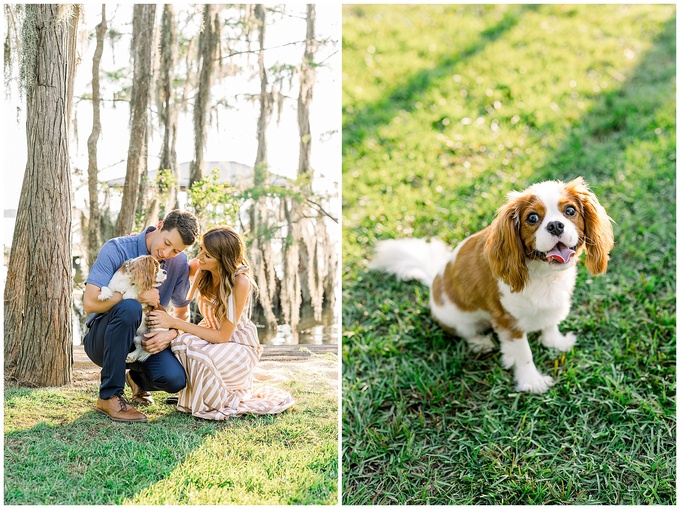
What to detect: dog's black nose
<box><xmin>546</xmin><ymin>221</ymin><xmax>564</xmax><ymax>236</ymax></box>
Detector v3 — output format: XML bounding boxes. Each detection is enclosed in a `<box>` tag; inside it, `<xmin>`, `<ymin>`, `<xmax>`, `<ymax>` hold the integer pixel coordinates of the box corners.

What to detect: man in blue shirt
<box><xmin>83</xmin><ymin>210</ymin><xmax>199</xmax><ymax>422</ymax></box>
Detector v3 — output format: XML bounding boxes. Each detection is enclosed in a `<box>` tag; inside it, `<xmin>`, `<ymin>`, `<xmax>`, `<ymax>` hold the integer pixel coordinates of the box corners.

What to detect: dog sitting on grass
<box><xmin>369</xmin><ymin>177</ymin><xmax>614</xmax><ymax>393</ymax></box>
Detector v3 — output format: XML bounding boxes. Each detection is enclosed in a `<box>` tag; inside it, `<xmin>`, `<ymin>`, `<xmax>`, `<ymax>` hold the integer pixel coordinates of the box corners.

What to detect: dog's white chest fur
<box><xmin>498</xmin><ymin>261</ymin><xmax>577</xmax><ymax>333</ymax></box>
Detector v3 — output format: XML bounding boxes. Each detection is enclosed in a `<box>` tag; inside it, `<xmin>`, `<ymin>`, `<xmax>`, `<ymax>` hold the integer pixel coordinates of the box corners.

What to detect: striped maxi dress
<box><xmin>170</xmin><ymin>269</ymin><xmax>295</xmax><ymax>420</ymax></box>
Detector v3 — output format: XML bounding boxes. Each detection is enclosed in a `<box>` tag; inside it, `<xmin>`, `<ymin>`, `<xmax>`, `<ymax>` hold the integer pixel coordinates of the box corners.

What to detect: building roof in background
<box><xmin>105</xmin><ymin>160</ymin><xmax>290</xmax><ymax>189</ymax></box>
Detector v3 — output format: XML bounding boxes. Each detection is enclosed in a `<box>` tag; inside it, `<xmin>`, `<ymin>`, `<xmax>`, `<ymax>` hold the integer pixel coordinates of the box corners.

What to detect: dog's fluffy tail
<box><xmin>368</xmin><ymin>237</ymin><xmax>451</xmax><ymax>286</ymax></box>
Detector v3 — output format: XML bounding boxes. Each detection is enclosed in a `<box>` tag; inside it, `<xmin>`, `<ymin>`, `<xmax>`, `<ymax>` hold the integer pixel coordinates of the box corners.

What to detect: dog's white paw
<box><xmin>466</xmin><ymin>334</ymin><xmax>496</xmax><ymax>353</ymax></box>
<box><xmin>553</xmin><ymin>332</ymin><xmax>577</xmax><ymax>352</ymax></box>
<box><xmin>500</xmin><ymin>348</ymin><xmax>518</xmax><ymax>369</ymax></box>
<box><xmin>515</xmin><ymin>369</ymin><xmax>554</xmax><ymax>394</ymax></box>
<box><xmin>98</xmin><ymin>286</ymin><xmax>113</xmax><ymax>301</ymax></box>
<box><xmin>540</xmin><ymin>329</ymin><xmax>577</xmax><ymax>352</ymax></box>
<box><xmin>125</xmin><ymin>353</ymin><xmax>137</xmax><ymax>364</ymax></box>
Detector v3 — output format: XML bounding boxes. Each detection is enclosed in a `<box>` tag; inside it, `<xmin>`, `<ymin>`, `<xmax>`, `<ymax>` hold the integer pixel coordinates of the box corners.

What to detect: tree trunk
<box><xmin>251</xmin><ymin>238</ymin><xmax>278</xmax><ymax>328</ymax></box>
<box><xmin>249</xmin><ymin>5</ymin><xmax>279</xmax><ymax>328</ymax></box>
<box><xmin>64</xmin><ymin>5</ymin><xmax>79</xmax><ymax>128</ymax></box>
<box><xmin>253</xmin><ymin>4</ymin><xmax>271</xmax><ymax>184</ymax></box>
<box><xmin>280</xmin><ymin>197</ymin><xmax>302</xmax><ymax>330</ymax></box>
<box><xmin>158</xmin><ymin>4</ymin><xmax>179</xmax><ymax>211</ymax></box>
<box><xmin>135</xmin><ymin>133</ymin><xmax>151</xmax><ymax>227</ymax></box>
<box><xmin>297</xmin><ymin>5</ymin><xmax>319</xmax><ymax>315</ymax></box>
<box><xmin>87</xmin><ymin>5</ymin><xmax>106</xmax><ymax>267</ymax></box>
<box><xmin>324</xmin><ymin>245</ymin><xmax>338</xmax><ymax>313</ymax></box>
<box><xmin>4</xmin><ymin>4</ymin><xmax>79</xmax><ymax>386</ymax></box>
<box><xmin>190</xmin><ymin>4</ymin><xmax>218</xmax><ymax>188</ymax></box>
<box><xmin>297</xmin><ymin>4</ymin><xmax>316</xmax><ymax>181</ymax></box>
<box><xmin>116</xmin><ymin>4</ymin><xmax>156</xmax><ymax>236</ymax></box>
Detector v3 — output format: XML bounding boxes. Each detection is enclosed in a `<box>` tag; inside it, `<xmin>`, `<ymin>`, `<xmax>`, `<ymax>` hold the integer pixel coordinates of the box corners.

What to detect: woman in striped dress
<box><xmin>148</xmin><ymin>226</ymin><xmax>294</xmax><ymax>420</ymax></box>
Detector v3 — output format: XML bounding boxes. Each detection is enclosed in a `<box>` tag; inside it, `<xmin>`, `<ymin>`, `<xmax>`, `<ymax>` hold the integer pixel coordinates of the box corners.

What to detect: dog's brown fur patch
<box><xmin>439</xmin><ymin>230</ymin><xmax>524</xmax><ymax>339</ymax></box>
<box><xmin>431</xmin><ymin>274</ymin><xmax>445</xmax><ymax>306</ymax></box>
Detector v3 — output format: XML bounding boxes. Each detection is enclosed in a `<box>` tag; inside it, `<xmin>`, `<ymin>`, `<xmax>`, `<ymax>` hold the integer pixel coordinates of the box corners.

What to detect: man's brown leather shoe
<box><xmin>96</xmin><ymin>394</ymin><xmax>147</xmax><ymax>423</ymax></box>
<box><xmin>126</xmin><ymin>371</ymin><xmax>154</xmax><ymax>405</ymax></box>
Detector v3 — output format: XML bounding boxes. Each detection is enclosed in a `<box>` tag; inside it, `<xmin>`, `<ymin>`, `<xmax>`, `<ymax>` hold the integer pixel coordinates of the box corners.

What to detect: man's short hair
<box><xmin>161</xmin><ymin>210</ymin><xmax>199</xmax><ymax>246</ymax></box>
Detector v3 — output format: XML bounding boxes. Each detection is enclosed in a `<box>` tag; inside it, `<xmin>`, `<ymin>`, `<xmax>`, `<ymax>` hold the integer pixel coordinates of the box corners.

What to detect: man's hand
<box><xmin>137</xmin><ymin>288</ymin><xmax>160</xmax><ymax>308</ymax></box>
<box><xmin>142</xmin><ymin>329</ymin><xmax>177</xmax><ymax>355</ymax></box>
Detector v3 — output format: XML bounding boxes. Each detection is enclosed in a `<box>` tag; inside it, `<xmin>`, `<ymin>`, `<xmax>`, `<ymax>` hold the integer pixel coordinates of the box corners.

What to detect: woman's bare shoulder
<box><xmin>188</xmin><ymin>258</ymin><xmax>200</xmax><ymax>277</ymax></box>
<box><xmin>233</xmin><ymin>272</ymin><xmax>251</xmax><ymax>290</ymax></box>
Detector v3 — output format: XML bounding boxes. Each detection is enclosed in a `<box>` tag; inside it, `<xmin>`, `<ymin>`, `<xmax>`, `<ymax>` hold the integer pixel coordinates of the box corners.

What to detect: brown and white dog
<box><xmin>98</xmin><ymin>255</ymin><xmax>167</xmax><ymax>363</ymax></box>
<box><xmin>369</xmin><ymin>177</ymin><xmax>614</xmax><ymax>393</ymax></box>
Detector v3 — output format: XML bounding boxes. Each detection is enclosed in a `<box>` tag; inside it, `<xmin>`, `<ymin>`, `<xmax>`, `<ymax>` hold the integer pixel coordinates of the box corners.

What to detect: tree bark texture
<box><xmin>64</xmin><ymin>5</ymin><xmax>79</xmax><ymax>127</ymax></box>
<box><xmin>116</xmin><ymin>4</ymin><xmax>155</xmax><ymax>236</ymax></box>
<box><xmin>190</xmin><ymin>4</ymin><xmax>218</xmax><ymax>188</ymax></box>
<box><xmin>87</xmin><ymin>5</ymin><xmax>106</xmax><ymax>267</ymax></box>
<box><xmin>297</xmin><ymin>4</ymin><xmax>316</xmax><ymax>180</ymax></box>
<box><xmin>4</xmin><ymin>4</ymin><xmax>79</xmax><ymax>386</ymax></box>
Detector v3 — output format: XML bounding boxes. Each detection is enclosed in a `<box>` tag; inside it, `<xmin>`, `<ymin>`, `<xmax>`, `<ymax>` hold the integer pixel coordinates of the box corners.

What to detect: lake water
<box><xmin>255</xmin><ymin>305</ymin><xmax>338</xmax><ymax>345</ymax></box>
<box><xmin>73</xmin><ymin>289</ymin><xmax>338</xmax><ymax>346</ymax></box>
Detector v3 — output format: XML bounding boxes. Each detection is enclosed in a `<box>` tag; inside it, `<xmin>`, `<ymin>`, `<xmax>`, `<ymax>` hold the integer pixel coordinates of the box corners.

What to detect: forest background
<box><xmin>3</xmin><ymin>4</ymin><xmax>340</xmax><ymax>387</ymax></box>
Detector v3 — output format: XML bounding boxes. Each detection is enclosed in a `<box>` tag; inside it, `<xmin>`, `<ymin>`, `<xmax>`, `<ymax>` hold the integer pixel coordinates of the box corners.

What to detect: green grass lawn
<box><xmin>4</xmin><ymin>359</ymin><xmax>338</xmax><ymax>505</ymax></box>
<box><xmin>342</xmin><ymin>4</ymin><xmax>675</xmax><ymax>505</ymax></box>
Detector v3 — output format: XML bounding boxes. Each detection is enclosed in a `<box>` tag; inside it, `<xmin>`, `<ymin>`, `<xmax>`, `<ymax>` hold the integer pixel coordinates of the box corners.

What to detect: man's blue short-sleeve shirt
<box><xmin>86</xmin><ymin>226</ymin><xmax>191</xmax><ymax>319</ymax></box>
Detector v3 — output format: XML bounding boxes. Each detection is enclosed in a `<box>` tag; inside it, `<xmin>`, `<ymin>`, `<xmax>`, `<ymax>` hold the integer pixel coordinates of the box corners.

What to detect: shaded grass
<box><xmin>342</xmin><ymin>4</ymin><xmax>675</xmax><ymax>505</ymax></box>
<box><xmin>4</xmin><ymin>360</ymin><xmax>338</xmax><ymax>505</ymax></box>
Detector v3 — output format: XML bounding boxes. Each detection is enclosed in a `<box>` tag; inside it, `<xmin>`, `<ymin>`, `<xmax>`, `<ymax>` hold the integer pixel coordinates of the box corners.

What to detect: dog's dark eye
<box><xmin>565</xmin><ymin>206</ymin><xmax>577</xmax><ymax>217</ymax></box>
<box><xmin>526</xmin><ymin>213</ymin><xmax>540</xmax><ymax>225</ymax></box>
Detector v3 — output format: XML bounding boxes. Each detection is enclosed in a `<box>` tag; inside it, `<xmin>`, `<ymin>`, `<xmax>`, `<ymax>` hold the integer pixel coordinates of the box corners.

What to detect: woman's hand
<box><xmin>147</xmin><ymin>309</ymin><xmax>176</xmax><ymax>329</ymax></box>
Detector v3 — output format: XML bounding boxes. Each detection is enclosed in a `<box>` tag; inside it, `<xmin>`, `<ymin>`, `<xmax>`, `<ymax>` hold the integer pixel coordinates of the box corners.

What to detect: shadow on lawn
<box><xmin>527</xmin><ymin>14</ymin><xmax>676</xmax><ymax>188</ymax></box>
<box><xmin>344</xmin><ymin>8</ymin><xmax>675</xmax><ymax>248</ymax></box>
<box><xmin>343</xmin><ymin>4</ymin><xmax>538</xmax><ymax>149</ymax></box>
<box><xmin>4</xmin><ymin>406</ymin><xmax>212</xmax><ymax>504</ymax></box>
<box><xmin>526</xmin><ymin>14</ymin><xmax>676</xmax><ymax>287</ymax></box>
<box><xmin>347</xmin><ymin>10</ymin><xmax>676</xmax><ymax>360</ymax></box>
<box><xmin>3</xmin><ymin>395</ymin><xmax>280</xmax><ymax>505</ymax></box>
<box><xmin>342</xmin><ymin>9</ymin><xmax>675</xmax><ymax>504</ymax></box>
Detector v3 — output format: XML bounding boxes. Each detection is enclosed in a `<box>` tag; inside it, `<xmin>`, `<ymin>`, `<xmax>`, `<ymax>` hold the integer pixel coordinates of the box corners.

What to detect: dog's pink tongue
<box><xmin>546</xmin><ymin>244</ymin><xmax>575</xmax><ymax>263</ymax></box>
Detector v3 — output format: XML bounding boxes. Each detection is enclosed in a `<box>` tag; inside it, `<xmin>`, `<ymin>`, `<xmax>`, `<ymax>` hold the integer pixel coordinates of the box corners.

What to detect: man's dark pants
<box><xmin>84</xmin><ymin>299</ymin><xmax>186</xmax><ymax>399</ymax></box>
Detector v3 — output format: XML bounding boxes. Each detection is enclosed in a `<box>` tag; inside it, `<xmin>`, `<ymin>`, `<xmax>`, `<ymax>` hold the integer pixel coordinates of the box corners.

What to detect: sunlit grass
<box><xmin>4</xmin><ymin>358</ymin><xmax>338</xmax><ymax>505</ymax></box>
<box><xmin>342</xmin><ymin>4</ymin><xmax>675</xmax><ymax>505</ymax></box>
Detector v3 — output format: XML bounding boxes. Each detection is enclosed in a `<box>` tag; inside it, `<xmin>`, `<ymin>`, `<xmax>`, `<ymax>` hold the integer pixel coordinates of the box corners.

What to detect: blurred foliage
<box><xmin>185</xmin><ymin>167</ymin><xmax>239</xmax><ymax>236</ymax></box>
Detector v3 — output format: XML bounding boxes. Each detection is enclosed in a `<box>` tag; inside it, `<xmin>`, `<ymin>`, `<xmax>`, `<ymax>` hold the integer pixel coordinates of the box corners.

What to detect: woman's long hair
<box><xmin>195</xmin><ymin>226</ymin><xmax>256</xmax><ymax>323</ymax></box>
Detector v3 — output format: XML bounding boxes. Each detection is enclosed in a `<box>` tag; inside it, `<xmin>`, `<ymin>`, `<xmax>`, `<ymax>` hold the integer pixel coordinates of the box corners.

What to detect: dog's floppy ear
<box><xmin>485</xmin><ymin>195</ymin><xmax>528</xmax><ymax>293</ymax></box>
<box><xmin>565</xmin><ymin>177</ymin><xmax>614</xmax><ymax>275</ymax></box>
<box><xmin>127</xmin><ymin>256</ymin><xmax>160</xmax><ymax>291</ymax></box>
